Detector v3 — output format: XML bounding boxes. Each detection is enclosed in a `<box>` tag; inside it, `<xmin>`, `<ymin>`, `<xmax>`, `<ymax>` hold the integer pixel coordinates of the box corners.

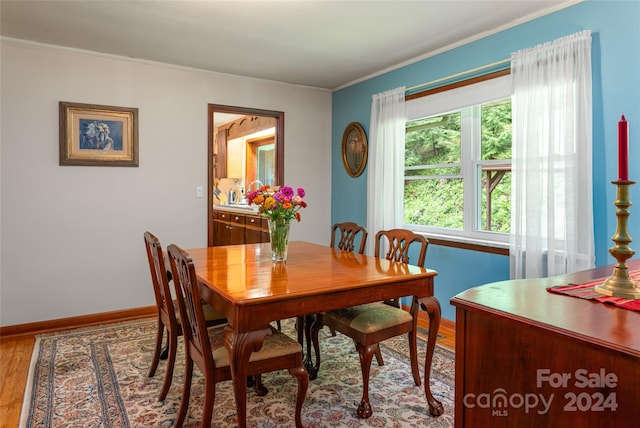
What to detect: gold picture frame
<box><xmin>59</xmin><ymin>101</ymin><xmax>139</xmax><ymax>167</ymax></box>
<box><xmin>341</xmin><ymin>121</ymin><xmax>368</xmax><ymax>177</ymax></box>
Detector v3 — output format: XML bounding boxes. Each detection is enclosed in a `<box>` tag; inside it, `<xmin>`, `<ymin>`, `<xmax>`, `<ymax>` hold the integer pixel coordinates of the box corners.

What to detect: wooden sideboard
<box><xmin>451</xmin><ymin>260</ymin><xmax>640</xmax><ymax>427</ymax></box>
<box><xmin>212</xmin><ymin>208</ymin><xmax>269</xmax><ymax>246</ymax></box>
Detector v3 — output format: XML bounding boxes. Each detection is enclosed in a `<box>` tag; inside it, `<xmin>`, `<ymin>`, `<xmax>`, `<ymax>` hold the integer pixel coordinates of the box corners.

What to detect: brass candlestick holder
<box><xmin>595</xmin><ymin>180</ymin><xmax>640</xmax><ymax>299</ymax></box>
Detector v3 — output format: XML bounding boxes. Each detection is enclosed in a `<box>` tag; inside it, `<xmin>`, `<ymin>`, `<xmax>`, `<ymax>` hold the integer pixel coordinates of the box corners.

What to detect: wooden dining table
<box><xmin>186</xmin><ymin>241</ymin><xmax>442</xmax><ymax>427</ymax></box>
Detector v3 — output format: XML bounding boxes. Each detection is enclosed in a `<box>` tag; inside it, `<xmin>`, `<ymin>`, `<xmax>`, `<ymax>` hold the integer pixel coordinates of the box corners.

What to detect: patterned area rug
<box><xmin>20</xmin><ymin>318</ymin><xmax>455</xmax><ymax>427</ymax></box>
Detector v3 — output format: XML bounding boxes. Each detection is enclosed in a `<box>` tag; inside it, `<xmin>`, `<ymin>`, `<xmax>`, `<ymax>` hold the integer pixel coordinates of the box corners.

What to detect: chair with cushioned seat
<box><xmin>167</xmin><ymin>243</ymin><xmax>308</xmax><ymax>428</ymax></box>
<box><xmin>144</xmin><ymin>231</ymin><xmax>227</xmax><ymax>401</ymax></box>
<box><xmin>288</xmin><ymin>222</ymin><xmax>370</xmax><ymax>374</ymax></box>
<box><xmin>310</xmin><ymin>228</ymin><xmax>428</xmax><ymax>418</ymax></box>
<box><xmin>303</xmin><ymin>222</ymin><xmax>371</xmax><ymax>379</ymax></box>
<box><xmin>329</xmin><ymin>222</ymin><xmax>384</xmax><ymax>366</ymax></box>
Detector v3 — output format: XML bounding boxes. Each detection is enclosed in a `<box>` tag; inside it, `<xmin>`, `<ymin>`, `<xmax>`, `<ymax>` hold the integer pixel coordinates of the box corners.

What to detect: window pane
<box><xmin>480</xmin><ymin>167</ymin><xmax>511</xmax><ymax>233</ymax></box>
<box><xmin>405</xmin><ymin>112</ymin><xmax>463</xmax><ymax>229</ymax></box>
<box><xmin>404</xmin><ymin>178</ymin><xmax>463</xmax><ymax>229</ymax></box>
<box><xmin>405</xmin><ymin>112</ymin><xmax>461</xmax><ymax>166</ymax></box>
<box><xmin>257</xmin><ymin>144</ymin><xmax>275</xmax><ymax>185</ymax></box>
<box><xmin>481</xmin><ymin>99</ymin><xmax>512</xmax><ymax>160</ymax></box>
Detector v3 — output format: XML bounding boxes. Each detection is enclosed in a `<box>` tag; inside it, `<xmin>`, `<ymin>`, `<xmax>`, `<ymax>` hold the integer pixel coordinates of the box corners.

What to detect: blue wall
<box><xmin>331</xmin><ymin>0</ymin><xmax>640</xmax><ymax>321</ymax></box>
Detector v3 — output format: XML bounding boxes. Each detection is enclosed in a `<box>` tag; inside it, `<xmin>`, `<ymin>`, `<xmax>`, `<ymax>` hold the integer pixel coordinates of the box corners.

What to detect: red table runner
<box><xmin>547</xmin><ymin>269</ymin><xmax>640</xmax><ymax>311</ymax></box>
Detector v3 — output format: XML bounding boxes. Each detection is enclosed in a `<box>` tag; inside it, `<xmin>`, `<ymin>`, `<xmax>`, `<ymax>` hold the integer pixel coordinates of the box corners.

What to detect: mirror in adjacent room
<box><xmin>207</xmin><ymin>104</ymin><xmax>284</xmax><ymax>246</ymax></box>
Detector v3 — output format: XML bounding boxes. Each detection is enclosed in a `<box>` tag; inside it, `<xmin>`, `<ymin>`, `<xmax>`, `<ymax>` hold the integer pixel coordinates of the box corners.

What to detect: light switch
<box><xmin>195</xmin><ymin>185</ymin><xmax>204</xmax><ymax>198</ymax></box>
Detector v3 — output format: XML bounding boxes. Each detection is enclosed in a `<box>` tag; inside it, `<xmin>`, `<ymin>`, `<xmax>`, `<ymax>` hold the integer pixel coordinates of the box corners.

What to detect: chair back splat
<box><xmin>375</xmin><ymin>229</ymin><xmax>428</xmax><ymax>308</ymax></box>
<box><xmin>331</xmin><ymin>222</ymin><xmax>368</xmax><ymax>254</ymax></box>
<box><xmin>375</xmin><ymin>228</ymin><xmax>428</xmax><ymax>266</ymax></box>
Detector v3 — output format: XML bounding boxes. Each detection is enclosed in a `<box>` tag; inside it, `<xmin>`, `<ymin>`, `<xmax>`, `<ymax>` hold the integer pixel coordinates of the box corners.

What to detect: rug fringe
<box><xmin>33</xmin><ymin>317</ymin><xmax>156</xmax><ymax>338</ymax></box>
<box><xmin>18</xmin><ymin>335</ymin><xmax>42</xmax><ymax>428</ymax></box>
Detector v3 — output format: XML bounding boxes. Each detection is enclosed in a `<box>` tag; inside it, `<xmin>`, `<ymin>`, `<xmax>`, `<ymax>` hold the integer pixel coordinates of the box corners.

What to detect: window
<box><xmin>404</xmin><ymin>74</ymin><xmax>512</xmax><ymax>246</ymax></box>
<box><xmin>256</xmin><ymin>142</ymin><xmax>275</xmax><ymax>185</ymax></box>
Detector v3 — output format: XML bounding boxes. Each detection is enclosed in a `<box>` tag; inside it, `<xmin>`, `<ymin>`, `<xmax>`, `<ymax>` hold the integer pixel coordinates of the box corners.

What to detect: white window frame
<box><xmin>404</xmin><ymin>74</ymin><xmax>512</xmax><ymax>248</ymax></box>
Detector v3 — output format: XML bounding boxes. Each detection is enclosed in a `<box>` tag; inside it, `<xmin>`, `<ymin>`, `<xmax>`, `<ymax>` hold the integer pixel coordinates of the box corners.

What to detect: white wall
<box><xmin>0</xmin><ymin>39</ymin><xmax>332</xmax><ymax>326</ymax></box>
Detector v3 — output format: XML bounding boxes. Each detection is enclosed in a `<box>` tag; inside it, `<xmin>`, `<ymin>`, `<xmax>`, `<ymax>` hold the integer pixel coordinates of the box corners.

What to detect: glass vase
<box><xmin>268</xmin><ymin>218</ymin><xmax>290</xmax><ymax>262</ymax></box>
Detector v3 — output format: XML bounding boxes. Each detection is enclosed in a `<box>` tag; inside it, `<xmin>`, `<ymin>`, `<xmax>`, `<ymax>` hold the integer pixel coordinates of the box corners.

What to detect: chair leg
<box><xmin>200</xmin><ymin>374</ymin><xmax>215</xmax><ymax>428</ymax></box>
<box><xmin>309</xmin><ymin>318</ymin><xmax>323</xmax><ymax>380</ymax></box>
<box><xmin>159</xmin><ymin>330</ymin><xmax>178</xmax><ymax>401</ymax></box>
<box><xmin>175</xmin><ymin>358</ymin><xmax>193</xmax><ymax>428</ymax></box>
<box><xmin>254</xmin><ymin>374</ymin><xmax>268</xmax><ymax>396</ymax></box>
<box><xmin>288</xmin><ymin>365</ymin><xmax>309</xmax><ymax>428</ymax></box>
<box><xmin>299</xmin><ymin>314</ymin><xmax>316</xmax><ymax>373</ymax></box>
<box><xmin>160</xmin><ymin>344</ymin><xmax>170</xmax><ymax>360</ymax></box>
<box><xmin>303</xmin><ymin>315</ymin><xmax>314</xmax><ymax>359</ymax></box>
<box><xmin>355</xmin><ymin>342</ymin><xmax>378</xmax><ymax>418</ymax></box>
<box><xmin>148</xmin><ymin>317</ymin><xmax>165</xmax><ymax>377</ymax></box>
<box><xmin>359</xmin><ymin>340</ymin><xmax>385</xmax><ymax>366</ymax></box>
<box><xmin>408</xmin><ymin>330</ymin><xmax>421</xmax><ymax>386</ymax></box>
<box><xmin>296</xmin><ymin>316</ymin><xmax>304</xmax><ymax>346</ymax></box>
<box><xmin>374</xmin><ymin>348</ymin><xmax>385</xmax><ymax>366</ymax></box>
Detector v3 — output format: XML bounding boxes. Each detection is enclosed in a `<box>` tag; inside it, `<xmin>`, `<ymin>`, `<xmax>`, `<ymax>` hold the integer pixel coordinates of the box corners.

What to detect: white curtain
<box><xmin>366</xmin><ymin>87</ymin><xmax>406</xmax><ymax>255</ymax></box>
<box><xmin>510</xmin><ymin>30</ymin><xmax>595</xmax><ymax>279</ymax></box>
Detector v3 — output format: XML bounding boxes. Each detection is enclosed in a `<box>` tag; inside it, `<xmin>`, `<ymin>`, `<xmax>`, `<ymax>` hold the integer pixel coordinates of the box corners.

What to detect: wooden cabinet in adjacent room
<box><xmin>212</xmin><ymin>209</ymin><xmax>269</xmax><ymax>246</ymax></box>
<box><xmin>214</xmin><ymin>129</ymin><xmax>227</xmax><ymax>179</ymax></box>
<box><xmin>245</xmin><ymin>214</ymin><xmax>269</xmax><ymax>244</ymax></box>
<box><xmin>213</xmin><ymin>211</ymin><xmax>246</xmax><ymax>246</ymax></box>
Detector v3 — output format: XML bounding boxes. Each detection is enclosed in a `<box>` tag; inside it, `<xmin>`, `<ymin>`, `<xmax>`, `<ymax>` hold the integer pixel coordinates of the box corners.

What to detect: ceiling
<box><xmin>0</xmin><ymin>0</ymin><xmax>576</xmax><ymax>91</ymax></box>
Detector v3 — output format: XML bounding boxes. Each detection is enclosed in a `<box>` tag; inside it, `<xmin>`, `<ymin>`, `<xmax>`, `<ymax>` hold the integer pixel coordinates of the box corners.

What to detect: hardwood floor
<box><xmin>0</xmin><ymin>313</ymin><xmax>455</xmax><ymax>428</ymax></box>
<box><xmin>0</xmin><ymin>334</ymin><xmax>35</xmax><ymax>428</ymax></box>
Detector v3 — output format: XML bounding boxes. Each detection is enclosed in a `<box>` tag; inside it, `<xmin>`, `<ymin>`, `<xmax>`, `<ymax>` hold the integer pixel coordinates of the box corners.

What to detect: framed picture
<box><xmin>59</xmin><ymin>101</ymin><xmax>138</xmax><ymax>166</ymax></box>
<box><xmin>341</xmin><ymin>122</ymin><xmax>368</xmax><ymax>177</ymax></box>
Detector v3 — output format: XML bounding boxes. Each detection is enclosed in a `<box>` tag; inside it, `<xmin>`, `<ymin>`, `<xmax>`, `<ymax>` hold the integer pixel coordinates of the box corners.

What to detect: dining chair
<box><xmin>310</xmin><ymin>228</ymin><xmax>428</xmax><ymax>418</ymax></box>
<box><xmin>144</xmin><ymin>231</ymin><xmax>227</xmax><ymax>401</ymax></box>
<box><xmin>167</xmin><ymin>243</ymin><xmax>308</xmax><ymax>428</ymax></box>
<box><xmin>321</xmin><ymin>222</ymin><xmax>369</xmax><ymax>337</ymax></box>
<box><xmin>303</xmin><ymin>222</ymin><xmax>370</xmax><ymax>379</ymax></box>
<box><xmin>329</xmin><ymin>222</ymin><xmax>384</xmax><ymax>366</ymax></box>
<box><xmin>278</xmin><ymin>222</ymin><xmax>369</xmax><ymax>363</ymax></box>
